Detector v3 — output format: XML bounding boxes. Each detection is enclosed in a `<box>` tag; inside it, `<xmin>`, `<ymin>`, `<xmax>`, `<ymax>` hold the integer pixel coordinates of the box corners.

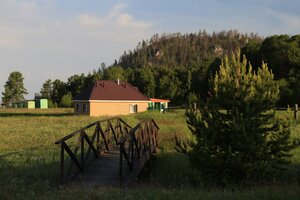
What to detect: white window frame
<box><xmin>129</xmin><ymin>104</ymin><xmax>138</xmax><ymax>113</ymax></box>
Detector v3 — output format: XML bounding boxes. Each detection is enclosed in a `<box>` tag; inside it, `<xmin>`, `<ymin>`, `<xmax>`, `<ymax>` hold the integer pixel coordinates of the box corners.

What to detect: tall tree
<box><xmin>185</xmin><ymin>52</ymin><xmax>296</xmax><ymax>186</ymax></box>
<box><xmin>67</xmin><ymin>74</ymin><xmax>86</xmax><ymax>97</ymax></box>
<box><xmin>132</xmin><ymin>67</ymin><xmax>156</xmax><ymax>97</ymax></box>
<box><xmin>103</xmin><ymin>66</ymin><xmax>125</xmax><ymax>81</ymax></box>
<box><xmin>51</xmin><ymin>79</ymin><xmax>67</xmax><ymax>106</ymax></box>
<box><xmin>2</xmin><ymin>71</ymin><xmax>28</xmax><ymax>107</ymax></box>
<box><xmin>40</xmin><ymin>79</ymin><xmax>53</xmax><ymax>99</ymax></box>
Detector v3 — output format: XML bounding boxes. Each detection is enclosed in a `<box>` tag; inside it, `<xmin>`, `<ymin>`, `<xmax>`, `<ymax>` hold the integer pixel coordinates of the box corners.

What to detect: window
<box><xmin>83</xmin><ymin>104</ymin><xmax>88</xmax><ymax>112</ymax></box>
<box><xmin>129</xmin><ymin>104</ymin><xmax>138</xmax><ymax>113</ymax></box>
<box><xmin>76</xmin><ymin>103</ymin><xmax>81</xmax><ymax>112</ymax></box>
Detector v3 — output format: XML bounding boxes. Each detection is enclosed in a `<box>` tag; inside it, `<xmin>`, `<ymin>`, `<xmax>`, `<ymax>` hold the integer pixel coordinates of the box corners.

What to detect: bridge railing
<box><xmin>119</xmin><ymin>119</ymin><xmax>159</xmax><ymax>182</ymax></box>
<box><xmin>55</xmin><ymin>117</ymin><xmax>132</xmax><ymax>184</ymax></box>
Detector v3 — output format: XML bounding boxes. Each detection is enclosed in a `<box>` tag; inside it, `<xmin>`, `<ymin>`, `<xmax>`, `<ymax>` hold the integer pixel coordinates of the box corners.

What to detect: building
<box><xmin>148</xmin><ymin>98</ymin><xmax>170</xmax><ymax>111</ymax></box>
<box><xmin>35</xmin><ymin>99</ymin><xmax>48</xmax><ymax>109</ymax></box>
<box><xmin>73</xmin><ymin>80</ymin><xmax>151</xmax><ymax>116</ymax></box>
<box><xmin>12</xmin><ymin>100</ymin><xmax>35</xmax><ymax>109</ymax></box>
<box><xmin>11</xmin><ymin>98</ymin><xmax>48</xmax><ymax>109</ymax></box>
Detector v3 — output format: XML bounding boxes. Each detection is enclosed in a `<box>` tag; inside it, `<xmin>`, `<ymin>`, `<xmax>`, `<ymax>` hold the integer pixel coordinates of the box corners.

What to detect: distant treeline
<box><xmin>39</xmin><ymin>30</ymin><xmax>300</xmax><ymax>107</ymax></box>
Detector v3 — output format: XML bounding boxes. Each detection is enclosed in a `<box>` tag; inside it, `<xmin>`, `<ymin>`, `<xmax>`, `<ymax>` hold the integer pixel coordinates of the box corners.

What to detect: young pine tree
<box><xmin>186</xmin><ymin>51</ymin><xmax>296</xmax><ymax>186</ymax></box>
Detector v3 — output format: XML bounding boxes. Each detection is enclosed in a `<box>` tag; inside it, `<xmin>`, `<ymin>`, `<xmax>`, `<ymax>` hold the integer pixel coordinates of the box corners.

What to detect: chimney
<box><xmin>99</xmin><ymin>81</ymin><xmax>104</xmax><ymax>87</ymax></box>
<box><xmin>117</xmin><ymin>78</ymin><xmax>120</xmax><ymax>85</ymax></box>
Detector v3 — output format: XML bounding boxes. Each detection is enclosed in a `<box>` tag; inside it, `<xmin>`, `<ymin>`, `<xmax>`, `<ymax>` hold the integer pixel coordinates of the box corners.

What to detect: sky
<box><xmin>1</xmin><ymin>0</ymin><xmax>300</xmax><ymax>99</ymax></box>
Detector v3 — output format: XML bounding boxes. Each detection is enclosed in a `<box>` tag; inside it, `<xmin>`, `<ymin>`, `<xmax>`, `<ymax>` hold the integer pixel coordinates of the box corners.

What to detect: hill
<box><xmin>117</xmin><ymin>30</ymin><xmax>262</xmax><ymax>69</ymax></box>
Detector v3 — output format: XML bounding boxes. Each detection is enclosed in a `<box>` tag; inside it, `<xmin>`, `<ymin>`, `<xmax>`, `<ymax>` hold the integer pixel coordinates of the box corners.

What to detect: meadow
<box><xmin>0</xmin><ymin>108</ymin><xmax>300</xmax><ymax>199</ymax></box>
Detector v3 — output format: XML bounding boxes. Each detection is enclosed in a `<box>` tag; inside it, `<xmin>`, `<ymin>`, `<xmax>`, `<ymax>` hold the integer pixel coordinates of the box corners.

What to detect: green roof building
<box><xmin>35</xmin><ymin>99</ymin><xmax>48</xmax><ymax>109</ymax></box>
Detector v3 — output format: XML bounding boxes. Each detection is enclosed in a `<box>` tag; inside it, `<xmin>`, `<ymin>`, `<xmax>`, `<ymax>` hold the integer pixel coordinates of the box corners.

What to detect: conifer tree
<box><xmin>40</xmin><ymin>79</ymin><xmax>52</xmax><ymax>99</ymax></box>
<box><xmin>186</xmin><ymin>51</ymin><xmax>296</xmax><ymax>186</ymax></box>
<box><xmin>2</xmin><ymin>71</ymin><xmax>28</xmax><ymax>107</ymax></box>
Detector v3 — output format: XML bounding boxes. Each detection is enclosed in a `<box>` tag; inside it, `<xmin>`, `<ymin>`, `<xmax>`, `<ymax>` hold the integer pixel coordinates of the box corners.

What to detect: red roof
<box><xmin>150</xmin><ymin>98</ymin><xmax>170</xmax><ymax>103</ymax></box>
<box><xmin>73</xmin><ymin>80</ymin><xmax>150</xmax><ymax>101</ymax></box>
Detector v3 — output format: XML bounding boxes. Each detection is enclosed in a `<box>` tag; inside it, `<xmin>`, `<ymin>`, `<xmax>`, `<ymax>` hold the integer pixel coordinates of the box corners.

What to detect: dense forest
<box><xmin>38</xmin><ymin>30</ymin><xmax>299</xmax><ymax>107</ymax></box>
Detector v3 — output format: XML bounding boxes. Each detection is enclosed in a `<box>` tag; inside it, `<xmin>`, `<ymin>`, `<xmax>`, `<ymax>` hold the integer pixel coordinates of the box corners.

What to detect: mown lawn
<box><xmin>0</xmin><ymin>108</ymin><xmax>300</xmax><ymax>199</ymax></box>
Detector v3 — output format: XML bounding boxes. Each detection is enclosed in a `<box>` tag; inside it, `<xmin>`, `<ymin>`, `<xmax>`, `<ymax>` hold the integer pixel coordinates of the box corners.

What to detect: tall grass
<box><xmin>0</xmin><ymin>108</ymin><xmax>299</xmax><ymax>199</ymax></box>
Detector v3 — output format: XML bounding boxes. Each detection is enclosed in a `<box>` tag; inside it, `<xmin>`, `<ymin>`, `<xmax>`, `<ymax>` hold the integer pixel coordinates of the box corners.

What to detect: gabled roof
<box><xmin>73</xmin><ymin>80</ymin><xmax>150</xmax><ymax>101</ymax></box>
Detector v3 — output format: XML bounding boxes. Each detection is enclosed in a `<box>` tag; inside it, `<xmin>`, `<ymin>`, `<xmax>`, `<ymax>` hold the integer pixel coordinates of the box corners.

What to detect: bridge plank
<box><xmin>74</xmin><ymin>146</ymin><xmax>120</xmax><ymax>186</ymax></box>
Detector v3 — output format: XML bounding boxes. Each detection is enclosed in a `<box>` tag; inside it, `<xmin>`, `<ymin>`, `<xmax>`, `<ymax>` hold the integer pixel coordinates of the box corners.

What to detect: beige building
<box><xmin>73</xmin><ymin>80</ymin><xmax>150</xmax><ymax>116</ymax></box>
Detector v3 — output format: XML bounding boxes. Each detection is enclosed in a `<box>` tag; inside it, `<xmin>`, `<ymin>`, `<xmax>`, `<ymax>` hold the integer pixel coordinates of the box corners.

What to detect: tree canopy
<box><xmin>2</xmin><ymin>71</ymin><xmax>28</xmax><ymax>107</ymax></box>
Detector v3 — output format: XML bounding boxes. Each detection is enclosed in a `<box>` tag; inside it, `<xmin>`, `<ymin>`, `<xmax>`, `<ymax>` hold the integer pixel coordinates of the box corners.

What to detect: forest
<box><xmin>16</xmin><ymin>30</ymin><xmax>300</xmax><ymax>107</ymax></box>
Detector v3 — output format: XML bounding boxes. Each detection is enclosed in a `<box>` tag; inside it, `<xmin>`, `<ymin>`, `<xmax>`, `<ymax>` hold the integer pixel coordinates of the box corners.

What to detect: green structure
<box><xmin>35</xmin><ymin>99</ymin><xmax>48</xmax><ymax>109</ymax></box>
<box><xmin>13</xmin><ymin>100</ymin><xmax>35</xmax><ymax>109</ymax></box>
<box><xmin>148</xmin><ymin>98</ymin><xmax>169</xmax><ymax>111</ymax></box>
<box><xmin>11</xmin><ymin>99</ymin><xmax>48</xmax><ymax>109</ymax></box>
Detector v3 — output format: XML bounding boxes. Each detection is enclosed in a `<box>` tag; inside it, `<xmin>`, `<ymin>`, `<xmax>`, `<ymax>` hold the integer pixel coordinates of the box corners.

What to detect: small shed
<box><xmin>35</xmin><ymin>99</ymin><xmax>48</xmax><ymax>109</ymax></box>
<box><xmin>149</xmin><ymin>98</ymin><xmax>170</xmax><ymax>111</ymax></box>
<box><xmin>13</xmin><ymin>100</ymin><xmax>35</xmax><ymax>109</ymax></box>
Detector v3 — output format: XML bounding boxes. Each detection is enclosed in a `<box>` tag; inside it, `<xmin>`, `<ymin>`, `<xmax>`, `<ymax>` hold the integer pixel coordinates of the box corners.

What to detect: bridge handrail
<box><xmin>55</xmin><ymin>117</ymin><xmax>131</xmax><ymax>145</ymax></box>
<box><xmin>118</xmin><ymin>119</ymin><xmax>159</xmax><ymax>144</ymax></box>
<box><xmin>119</xmin><ymin>119</ymin><xmax>159</xmax><ymax>182</ymax></box>
<box><xmin>55</xmin><ymin>117</ymin><xmax>132</xmax><ymax>184</ymax></box>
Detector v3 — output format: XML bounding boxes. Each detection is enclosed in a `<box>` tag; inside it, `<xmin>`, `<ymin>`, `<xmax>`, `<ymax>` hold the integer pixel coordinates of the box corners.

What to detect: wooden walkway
<box><xmin>55</xmin><ymin>117</ymin><xmax>159</xmax><ymax>187</ymax></box>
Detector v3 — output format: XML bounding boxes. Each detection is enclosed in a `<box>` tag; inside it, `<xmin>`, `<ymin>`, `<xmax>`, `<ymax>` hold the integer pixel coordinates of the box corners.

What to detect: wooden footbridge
<box><xmin>55</xmin><ymin>117</ymin><xmax>159</xmax><ymax>186</ymax></box>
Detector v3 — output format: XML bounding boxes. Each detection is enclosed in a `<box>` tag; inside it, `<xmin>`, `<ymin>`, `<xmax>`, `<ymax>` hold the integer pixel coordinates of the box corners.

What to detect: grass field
<box><xmin>0</xmin><ymin>108</ymin><xmax>300</xmax><ymax>199</ymax></box>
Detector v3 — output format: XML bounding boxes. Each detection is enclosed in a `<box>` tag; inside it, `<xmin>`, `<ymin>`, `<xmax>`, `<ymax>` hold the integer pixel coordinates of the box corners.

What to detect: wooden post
<box><xmin>60</xmin><ymin>144</ymin><xmax>65</xmax><ymax>184</ymax></box>
<box><xmin>97</xmin><ymin>123</ymin><xmax>100</xmax><ymax>154</ymax></box>
<box><xmin>119</xmin><ymin>144</ymin><xmax>123</xmax><ymax>182</ymax></box>
<box><xmin>131</xmin><ymin>139</ymin><xmax>134</xmax><ymax>167</ymax></box>
<box><xmin>81</xmin><ymin>133</ymin><xmax>84</xmax><ymax>169</ymax></box>
<box><xmin>295</xmin><ymin>104</ymin><xmax>298</xmax><ymax>121</ymax></box>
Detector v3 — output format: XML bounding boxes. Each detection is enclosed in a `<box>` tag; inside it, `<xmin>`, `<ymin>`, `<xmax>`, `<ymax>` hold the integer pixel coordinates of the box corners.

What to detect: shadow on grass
<box><xmin>0</xmin><ymin>112</ymin><xmax>74</xmax><ymax>117</ymax></box>
<box><xmin>0</xmin><ymin>150</ymin><xmax>62</xmax><ymax>199</ymax></box>
<box><xmin>138</xmin><ymin>151</ymin><xmax>193</xmax><ymax>188</ymax></box>
<box><xmin>138</xmin><ymin>151</ymin><xmax>300</xmax><ymax>189</ymax></box>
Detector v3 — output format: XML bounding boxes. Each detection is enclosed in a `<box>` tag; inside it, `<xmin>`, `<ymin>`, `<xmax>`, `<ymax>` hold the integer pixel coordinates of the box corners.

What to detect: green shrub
<box><xmin>59</xmin><ymin>92</ymin><xmax>72</xmax><ymax>108</ymax></box>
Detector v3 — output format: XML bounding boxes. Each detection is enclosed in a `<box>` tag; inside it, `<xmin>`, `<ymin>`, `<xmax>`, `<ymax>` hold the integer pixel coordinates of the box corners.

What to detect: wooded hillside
<box><xmin>38</xmin><ymin>30</ymin><xmax>300</xmax><ymax>107</ymax></box>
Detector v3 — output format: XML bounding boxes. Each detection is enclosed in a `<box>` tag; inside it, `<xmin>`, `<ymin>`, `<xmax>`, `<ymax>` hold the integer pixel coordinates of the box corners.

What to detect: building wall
<box><xmin>27</xmin><ymin>101</ymin><xmax>35</xmax><ymax>109</ymax></box>
<box><xmin>40</xmin><ymin>99</ymin><xmax>48</xmax><ymax>109</ymax></box>
<box><xmin>74</xmin><ymin>102</ymin><xmax>90</xmax><ymax>115</ymax></box>
<box><xmin>74</xmin><ymin>101</ymin><xmax>149</xmax><ymax>116</ymax></box>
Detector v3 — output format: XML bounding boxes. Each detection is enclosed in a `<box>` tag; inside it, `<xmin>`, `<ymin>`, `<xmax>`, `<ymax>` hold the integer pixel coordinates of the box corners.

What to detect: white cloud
<box><xmin>108</xmin><ymin>3</ymin><xmax>127</xmax><ymax>19</ymax></box>
<box><xmin>74</xmin><ymin>3</ymin><xmax>152</xmax><ymax>29</ymax></box>
<box><xmin>116</xmin><ymin>13</ymin><xmax>151</xmax><ymax>29</ymax></box>
<box><xmin>76</xmin><ymin>14</ymin><xmax>104</xmax><ymax>27</ymax></box>
<box><xmin>0</xmin><ymin>1</ymin><xmax>154</xmax><ymax>98</ymax></box>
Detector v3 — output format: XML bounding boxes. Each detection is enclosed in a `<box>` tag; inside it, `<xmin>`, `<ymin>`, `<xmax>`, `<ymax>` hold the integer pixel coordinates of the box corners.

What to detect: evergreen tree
<box><xmin>185</xmin><ymin>51</ymin><xmax>296</xmax><ymax>186</ymax></box>
<box><xmin>2</xmin><ymin>71</ymin><xmax>28</xmax><ymax>107</ymax></box>
<box><xmin>40</xmin><ymin>79</ymin><xmax>52</xmax><ymax>99</ymax></box>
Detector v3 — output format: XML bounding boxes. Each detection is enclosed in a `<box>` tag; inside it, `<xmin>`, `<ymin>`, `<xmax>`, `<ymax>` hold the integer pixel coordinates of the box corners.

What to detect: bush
<box><xmin>59</xmin><ymin>92</ymin><xmax>72</xmax><ymax>108</ymax></box>
<box><xmin>186</xmin><ymin>51</ymin><xmax>296</xmax><ymax>186</ymax></box>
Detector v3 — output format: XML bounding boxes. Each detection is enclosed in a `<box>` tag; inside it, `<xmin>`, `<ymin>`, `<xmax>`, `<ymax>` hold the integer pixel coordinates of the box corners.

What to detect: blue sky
<box><xmin>0</xmin><ymin>0</ymin><xmax>300</xmax><ymax>99</ymax></box>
